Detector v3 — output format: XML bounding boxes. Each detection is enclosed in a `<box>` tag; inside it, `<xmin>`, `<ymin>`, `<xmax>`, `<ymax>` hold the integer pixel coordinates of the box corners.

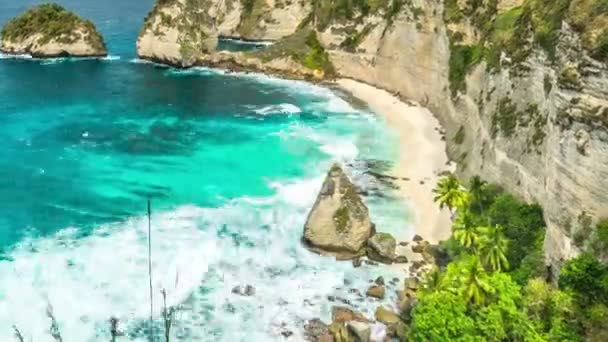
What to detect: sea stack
<box><xmin>137</xmin><ymin>0</ymin><xmax>217</xmax><ymax>68</ymax></box>
<box><xmin>0</xmin><ymin>3</ymin><xmax>107</xmax><ymax>58</ymax></box>
<box><xmin>303</xmin><ymin>164</ymin><xmax>375</xmax><ymax>259</ymax></box>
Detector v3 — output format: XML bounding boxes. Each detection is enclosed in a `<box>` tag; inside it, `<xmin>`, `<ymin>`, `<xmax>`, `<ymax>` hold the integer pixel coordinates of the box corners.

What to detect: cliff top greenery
<box><xmin>447</xmin><ymin>0</ymin><xmax>608</xmax><ymax>95</ymax></box>
<box><xmin>1</xmin><ymin>3</ymin><xmax>104</xmax><ymax>47</ymax></box>
<box><xmin>308</xmin><ymin>0</ymin><xmax>408</xmax><ymax>30</ymax></box>
<box><xmin>253</xmin><ymin>29</ymin><xmax>335</xmax><ymax>76</ymax></box>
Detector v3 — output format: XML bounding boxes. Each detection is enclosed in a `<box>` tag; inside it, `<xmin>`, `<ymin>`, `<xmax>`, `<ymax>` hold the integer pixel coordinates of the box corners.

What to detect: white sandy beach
<box><xmin>336</xmin><ymin>79</ymin><xmax>453</xmax><ymax>244</ymax></box>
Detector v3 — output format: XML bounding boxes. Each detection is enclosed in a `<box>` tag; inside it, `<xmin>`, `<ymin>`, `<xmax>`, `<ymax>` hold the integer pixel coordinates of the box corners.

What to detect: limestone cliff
<box><xmin>305</xmin><ymin>0</ymin><xmax>608</xmax><ymax>271</ymax></box>
<box><xmin>136</xmin><ymin>0</ymin><xmax>608</xmax><ymax>270</ymax></box>
<box><xmin>137</xmin><ymin>0</ymin><xmax>219</xmax><ymax>67</ymax></box>
<box><xmin>137</xmin><ymin>0</ymin><xmax>310</xmax><ymax>65</ymax></box>
<box><xmin>0</xmin><ymin>3</ymin><xmax>107</xmax><ymax>58</ymax></box>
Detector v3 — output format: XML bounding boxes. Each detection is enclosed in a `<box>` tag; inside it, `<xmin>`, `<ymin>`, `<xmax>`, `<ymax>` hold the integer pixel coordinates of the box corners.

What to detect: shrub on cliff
<box><xmin>1</xmin><ymin>3</ymin><xmax>101</xmax><ymax>46</ymax></box>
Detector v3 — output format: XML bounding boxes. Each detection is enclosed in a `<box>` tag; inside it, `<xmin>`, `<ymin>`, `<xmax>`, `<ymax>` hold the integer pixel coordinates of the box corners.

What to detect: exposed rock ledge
<box><xmin>0</xmin><ymin>4</ymin><xmax>107</xmax><ymax>58</ymax></box>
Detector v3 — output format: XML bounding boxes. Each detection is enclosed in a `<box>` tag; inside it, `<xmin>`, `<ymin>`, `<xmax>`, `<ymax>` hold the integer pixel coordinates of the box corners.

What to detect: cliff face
<box><xmin>0</xmin><ymin>4</ymin><xmax>106</xmax><ymax>58</ymax></box>
<box><xmin>137</xmin><ymin>0</ymin><xmax>608</xmax><ymax>270</ymax></box>
<box><xmin>306</xmin><ymin>0</ymin><xmax>608</xmax><ymax>271</ymax></box>
<box><xmin>137</xmin><ymin>0</ymin><xmax>310</xmax><ymax>65</ymax></box>
<box><xmin>137</xmin><ymin>0</ymin><xmax>219</xmax><ymax>67</ymax></box>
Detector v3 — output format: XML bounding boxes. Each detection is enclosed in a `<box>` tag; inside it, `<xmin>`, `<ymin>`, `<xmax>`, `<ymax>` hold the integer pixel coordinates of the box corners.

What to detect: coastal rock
<box><xmin>374</xmin><ymin>306</ymin><xmax>407</xmax><ymax>338</ymax></box>
<box><xmin>411</xmin><ymin>240</ymin><xmax>430</xmax><ymax>254</ymax></box>
<box><xmin>406</xmin><ymin>278</ymin><xmax>420</xmax><ymax>291</ymax></box>
<box><xmin>328</xmin><ymin>322</ymin><xmax>350</xmax><ymax>342</ymax></box>
<box><xmin>304</xmin><ymin>318</ymin><xmax>333</xmax><ymax>342</ymax></box>
<box><xmin>0</xmin><ymin>4</ymin><xmax>106</xmax><ymax>58</ymax></box>
<box><xmin>367</xmin><ymin>233</ymin><xmax>396</xmax><ymax>264</ymax></box>
<box><xmin>137</xmin><ymin>0</ymin><xmax>217</xmax><ymax>67</ymax></box>
<box><xmin>366</xmin><ymin>285</ymin><xmax>386</xmax><ymax>299</ymax></box>
<box><xmin>332</xmin><ymin>306</ymin><xmax>370</xmax><ymax>324</ymax></box>
<box><xmin>303</xmin><ymin>164</ymin><xmax>375</xmax><ymax>259</ymax></box>
<box><xmin>394</xmin><ymin>255</ymin><xmax>408</xmax><ymax>264</ymax></box>
<box><xmin>347</xmin><ymin>321</ymin><xmax>371</xmax><ymax>342</ymax></box>
<box><xmin>231</xmin><ymin>284</ymin><xmax>255</xmax><ymax>296</ymax></box>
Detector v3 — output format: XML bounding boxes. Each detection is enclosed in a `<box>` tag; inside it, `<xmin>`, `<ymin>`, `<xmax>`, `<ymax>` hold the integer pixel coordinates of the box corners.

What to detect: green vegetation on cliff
<box><xmin>407</xmin><ymin>175</ymin><xmax>608</xmax><ymax>341</ymax></box>
<box><xmin>309</xmin><ymin>0</ymin><xmax>410</xmax><ymax>31</ymax></box>
<box><xmin>446</xmin><ymin>0</ymin><xmax>608</xmax><ymax>95</ymax></box>
<box><xmin>1</xmin><ymin>3</ymin><xmax>105</xmax><ymax>49</ymax></box>
<box><xmin>254</xmin><ymin>29</ymin><xmax>335</xmax><ymax>76</ymax></box>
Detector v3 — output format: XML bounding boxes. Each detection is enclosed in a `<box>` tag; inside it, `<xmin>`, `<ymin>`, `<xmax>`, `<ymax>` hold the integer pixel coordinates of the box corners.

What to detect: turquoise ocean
<box><xmin>0</xmin><ymin>1</ymin><xmax>412</xmax><ymax>340</ymax></box>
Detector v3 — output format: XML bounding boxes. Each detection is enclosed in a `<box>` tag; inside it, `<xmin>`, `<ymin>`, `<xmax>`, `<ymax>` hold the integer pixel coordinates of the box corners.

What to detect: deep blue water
<box><xmin>0</xmin><ymin>1</ymin><xmax>410</xmax><ymax>341</ymax></box>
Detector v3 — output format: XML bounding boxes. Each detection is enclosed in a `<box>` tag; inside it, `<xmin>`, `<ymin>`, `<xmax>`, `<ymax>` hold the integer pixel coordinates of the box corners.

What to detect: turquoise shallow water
<box><xmin>0</xmin><ymin>1</ymin><xmax>412</xmax><ymax>341</ymax></box>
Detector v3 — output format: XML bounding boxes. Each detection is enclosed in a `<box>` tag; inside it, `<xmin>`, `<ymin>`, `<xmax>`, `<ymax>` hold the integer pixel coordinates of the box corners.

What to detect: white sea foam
<box><xmin>254</xmin><ymin>103</ymin><xmax>302</xmax><ymax>115</ymax></box>
<box><xmin>0</xmin><ymin>177</ymin><xmax>406</xmax><ymax>341</ymax></box>
<box><xmin>219</xmin><ymin>37</ymin><xmax>274</xmax><ymax>46</ymax></box>
<box><xmin>0</xmin><ymin>53</ymin><xmax>119</xmax><ymax>62</ymax></box>
<box><xmin>0</xmin><ymin>52</ymin><xmax>32</xmax><ymax>60</ymax></box>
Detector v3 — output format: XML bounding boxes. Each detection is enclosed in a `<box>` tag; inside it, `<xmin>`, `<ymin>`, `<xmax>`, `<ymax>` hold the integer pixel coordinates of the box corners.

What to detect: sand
<box><xmin>336</xmin><ymin>79</ymin><xmax>453</xmax><ymax>244</ymax></box>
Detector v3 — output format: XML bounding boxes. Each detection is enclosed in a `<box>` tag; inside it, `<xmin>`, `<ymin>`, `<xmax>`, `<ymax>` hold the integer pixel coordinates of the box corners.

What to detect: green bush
<box><xmin>449</xmin><ymin>44</ymin><xmax>484</xmax><ymax>96</ymax></box>
<box><xmin>593</xmin><ymin>29</ymin><xmax>608</xmax><ymax>62</ymax></box>
<box><xmin>559</xmin><ymin>253</ymin><xmax>608</xmax><ymax>306</ymax></box>
<box><xmin>597</xmin><ymin>219</ymin><xmax>608</xmax><ymax>247</ymax></box>
<box><xmin>485</xmin><ymin>193</ymin><xmax>545</xmax><ymax>273</ymax></box>
<box><xmin>2</xmin><ymin>4</ymin><xmax>83</xmax><ymax>44</ymax></box>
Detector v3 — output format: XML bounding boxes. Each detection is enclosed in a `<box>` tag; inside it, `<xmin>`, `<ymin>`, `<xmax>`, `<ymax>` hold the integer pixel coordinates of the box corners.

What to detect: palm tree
<box><xmin>468</xmin><ymin>176</ymin><xmax>487</xmax><ymax>213</ymax></box>
<box><xmin>453</xmin><ymin>210</ymin><xmax>480</xmax><ymax>249</ymax></box>
<box><xmin>433</xmin><ymin>174</ymin><xmax>469</xmax><ymax>212</ymax></box>
<box><xmin>460</xmin><ymin>256</ymin><xmax>491</xmax><ymax>305</ymax></box>
<box><xmin>478</xmin><ymin>224</ymin><xmax>510</xmax><ymax>272</ymax></box>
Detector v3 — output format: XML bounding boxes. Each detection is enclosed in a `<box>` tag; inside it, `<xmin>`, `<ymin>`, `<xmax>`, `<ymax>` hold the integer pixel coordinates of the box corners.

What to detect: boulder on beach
<box><xmin>0</xmin><ymin>4</ymin><xmax>107</xmax><ymax>58</ymax></box>
<box><xmin>366</xmin><ymin>285</ymin><xmax>386</xmax><ymax>299</ymax></box>
<box><xmin>375</xmin><ymin>306</ymin><xmax>407</xmax><ymax>339</ymax></box>
<box><xmin>367</xmin><ymin>233</ymin><xmax>396</xmax><ymax>264</ymax></box>
<box><xmin>304</xmin><ymin>318</ymin><xmax>333</xmax><ymax>342</ymax></box>
<box><xmin>303</xmin><ymin>164</ymin><xmax>375</xmax><ymax>259</ymax></box>
<box><xmin>347</xmin><ymin>321</ymin><xmax>371</xmax><ymax>342</ymax></box>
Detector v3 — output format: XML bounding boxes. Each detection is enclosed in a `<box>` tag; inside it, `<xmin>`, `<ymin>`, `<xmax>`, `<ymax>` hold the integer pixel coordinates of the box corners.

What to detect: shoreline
<box><xmin>336</xmin><ymin>79</ymin><xmax>453</xmax><ymax>244</ymax></box>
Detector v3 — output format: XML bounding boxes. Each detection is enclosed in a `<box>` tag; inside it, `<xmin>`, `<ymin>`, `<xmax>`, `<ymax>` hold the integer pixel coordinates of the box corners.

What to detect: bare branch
<box><xmin>12</xmin><ymin>325</ymin><xmax>25</xmax><ymax>342</ymax></box>
<box><xmin>161</xmin><ymin>288</ymin><xmax>174</xmax><ymax>342</ymax></box>
<box><xmin>147</xmin><ymin>198</ymin><xmax>154</xmax><ymax>342</ymax></box>
<box><xmin>109</xmin><ymin>317</ymin><xmax>120</xmax><ymax>342</ymax></box>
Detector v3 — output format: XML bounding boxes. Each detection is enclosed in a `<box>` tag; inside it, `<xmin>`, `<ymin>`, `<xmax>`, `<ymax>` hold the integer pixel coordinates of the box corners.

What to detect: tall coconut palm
<box><xmin>433</xmin><ymin>174</ymin><xmax>469</xmax><ymax>212</ymax></box>
<box><xmin>468</xmin><ymin>175</ymin><xmax>488</xmax><ymax>213</ymax></box>
<box><xmin>478</xmin><ymin>224</ymin><xmax>510</xmax><ymax>272</ymax></box>
<box><xmin>461</xmin><ymin>256</ymin><xmax>491</xmax><ymax>305</ymax></box>
<box><xmin>453</xmin><ymin>210</ymin><xmax>480</xmax><ymax>249</ymax></box>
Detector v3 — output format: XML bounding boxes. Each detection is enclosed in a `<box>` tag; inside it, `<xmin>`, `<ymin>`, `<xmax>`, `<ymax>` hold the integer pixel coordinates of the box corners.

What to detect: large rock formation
<box><xmin>303</xmin><ymin>164</ymin><xmax>375</xmax><ymax>259</ymax></box>
<box><xmin>137</xmin><ymin>0</ymin><xmax>311</xmax><ymax>67</ymax></box>
<box><xmin>0</xmin><ymin>3</ymin><xmax>107</xmax><ymax>58</ymax></box>
<box><xmin>137</xmin><ymin>0</ymin><xmax>218</xmax><ymax>67</ymax></box>
<box><xmin>137</xmin><ymin>0</ymin><xmax>608</xmax><ymax>270</ymax></box>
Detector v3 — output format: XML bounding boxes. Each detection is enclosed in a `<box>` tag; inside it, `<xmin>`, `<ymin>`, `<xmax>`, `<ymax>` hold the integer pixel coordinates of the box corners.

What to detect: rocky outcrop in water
<box><xmin>0</xmin><ymin>4</ymin><xmax>106</xmax><ymax>58</ymax></box>
<box><xmin>303</xmin><ymin>164</ymin><xmax>375</xmax><ymax>259</ymax></box>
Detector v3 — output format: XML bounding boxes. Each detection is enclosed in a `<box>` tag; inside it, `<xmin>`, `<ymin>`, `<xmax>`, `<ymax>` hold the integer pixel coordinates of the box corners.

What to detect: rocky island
<box><xmin>0</xmin><ymin>3</ymin><xmax>107</xmax><ymax>58</ymax></box>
